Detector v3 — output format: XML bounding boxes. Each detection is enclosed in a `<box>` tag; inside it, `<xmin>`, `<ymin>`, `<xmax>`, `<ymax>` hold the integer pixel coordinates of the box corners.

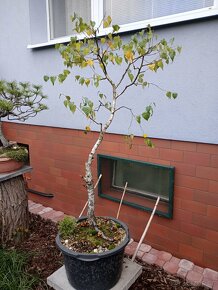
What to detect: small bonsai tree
<box><xmin>45</xmin><ymin>15</ymin><xmax>181</xmax><ymax>227</ymax></box>
<box><xmin>0</xmin><ymin>80</ymin><xmax>48</xmax><ymax>147</ymax></box>
<box><xmin>0</xmin><ymin>81</ymin><xmax>48</xmax><ymax>245</ymax></box>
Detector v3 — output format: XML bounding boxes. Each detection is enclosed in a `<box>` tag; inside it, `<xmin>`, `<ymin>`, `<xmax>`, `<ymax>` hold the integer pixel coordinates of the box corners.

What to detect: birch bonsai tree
<box><xmin>45</xmin><ymin>15</ymin><xmax>181</xmax><ymax>226</ymax></box>
<box><xmin>0</xmin><ymin>80</ymin><xmax>48</xmax><ymax>147</ymax></box>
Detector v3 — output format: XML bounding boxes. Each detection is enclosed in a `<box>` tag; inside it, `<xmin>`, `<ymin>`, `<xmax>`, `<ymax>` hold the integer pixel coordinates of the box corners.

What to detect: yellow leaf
<box><xmin>125</xmin><ymin>50</ymin><xmax>134</xmax><ymax>62</ymax></box>
<box><xmin>86</xmin><ymin>29</ymin><xmax>93</xmax><ymax>36</ymax></box>
<box><xmin>75</xmin><ymin>42</ymin><xmax>81</xmax><ymax>50</ymax></box>
<box><xmin>143</xmin><ymin>134</ymin><xmax>148</xmax><ymax>138</ymax></box>
<box><xmin>85</xmin><ymin>126</ymin><xmax>91</xmax><ymax>132</ymax></box>
<box><xmin>148</xmin><ymin>63</ymin><xmax>156</xmax><ymax>71</ymax></box>
<box><xmin>85</xmin><ymin>79</ymin><xmax>90</xmax><ymax>86</ymax></box>
<box><xmin>86</xmin><ymin>59</ymin><xmax>94</xmax><ymax>66</ymax></box>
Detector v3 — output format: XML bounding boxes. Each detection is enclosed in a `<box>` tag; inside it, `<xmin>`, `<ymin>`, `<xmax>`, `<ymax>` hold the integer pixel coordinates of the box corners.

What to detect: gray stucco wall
<box><xmin>0</xmin><ymin>0</ymin><xmax>218</xmax><ymax>144</ymax></box>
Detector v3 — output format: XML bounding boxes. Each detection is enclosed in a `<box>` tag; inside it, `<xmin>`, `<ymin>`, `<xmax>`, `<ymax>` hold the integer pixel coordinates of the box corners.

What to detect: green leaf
<box><xmin>43</xmin><ymin>75</ymin><xmax>49</xmax><ymax>82</ymax></box>
<box><xmin>103</xmin><ymin>16</ymin><xmax>112</xmax><ymax>28</ymax></box>
<box><xmin>115</xmin><ymin>56</ymin><xmax>122</xmax><ymax>65</ymax></box>
<box><xmin>128</xmin><ymin>70</ymin><xmax>134</xmax><ymax>82</ymax></box>
<box><xmin>69</xmin><ymin>102</ymin><xmax>76</xmax><ymax>113</ymax></box>
<box><xmin>142</xmin><ymin>81</ymin><xmax>148</xmax><ymax>88</ymax></box>
<box><xmin>138</xmin><ymin>74</ymin><xmax>144</xmax><ymax>83</ymax></box>
<box><xmin>172</xmin><ymin>92</ymin><xmax>178</xmax><ymax>99</ymax></box>
<box><xmin>157</xmin><ymin>60</ymin><xmax>163</xmax><ymax>70</ymax></box>
<box><xmin>58</xmin><ymin>74</ymin><xmax>67</xmax><ymax>83</ymax></box>
<box><xmin>75</xmin><ymin>75</ymin><xmax>80</xmax><ymax>81</ymax></box>
<box><xmin>166</xmin><ymin>91</ymin><xmax>172</xmax><ymax>98</ymax></box>
<box><xmin>79</xmin><ymin>77</ymin><xmax>85</xmax><ymax>85</ymax></box>
<box><xmin>82</xmin><ymin>106</ymin><xmax>91</xmax><ymax>117</ymax></box>
<box><xmin>50</xmin><ymin>76</ymin><xmax>57</xmax><ymax>86</ymax></box>
<box><xmin>142</xmin><ymin>105</ymin><xmax>153</xmax><ymax>121</ymax></box>
<box><xmin>63</xmin><ymin>100</ymin><xmax>68</xmax><ymax>108</ymax></box>
<box><xmin>169</xmin><ymin>49</ymin><xmax>176</xmax><ymax>61</ymax></box>
<box><xmin>63</xmin><ymin>69</ymin><xmax>70</xmax><ymax>76</ymax></box>
<box><xmin>136</xmin><ymin>115</ymin><xmax>141</xmax><ymax>124</ymax></box>
<box><xmin>112</xmin><ymin>24</ymin><xmax>120</xmax><ymax>32</ymax></box>
<box><xmin>177</xmin><ymin>46</ymin><xmax>182</xmax><ymax>53</ymax></box>
<box><xmin>101</xmin><ymin>37</ymin><xmax>106</xmax><ymax>44</ymax></box>
<box><xmin>144</xmin><ymin>138</ymin><xmax>154</xmax><ymax>148</ymax></box>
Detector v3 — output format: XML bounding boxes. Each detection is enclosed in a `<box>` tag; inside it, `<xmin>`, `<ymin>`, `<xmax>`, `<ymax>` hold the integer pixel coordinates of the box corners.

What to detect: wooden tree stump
<box><xmin>0</xmin><ymin>169</ymin><xmax>30</xmax><ymax>246</ymax></box>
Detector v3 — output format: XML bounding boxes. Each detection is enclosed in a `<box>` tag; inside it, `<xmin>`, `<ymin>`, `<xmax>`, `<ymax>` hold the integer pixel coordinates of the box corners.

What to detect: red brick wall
<box><xmin>3</xmin><ymin>122</ymin><xmax>218</xmax><ymax>270</ymax></box>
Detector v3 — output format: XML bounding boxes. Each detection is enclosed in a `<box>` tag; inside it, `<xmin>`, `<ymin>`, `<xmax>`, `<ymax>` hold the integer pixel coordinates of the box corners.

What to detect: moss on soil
<box><xmin>60</xmin><ymin>217</ymin><xmax>126</xmax><ymax>254</ymax></box>
<box><xmin>0</xmin><ymin>145</ymin><xmax>28</xmax><ymax>162</ymax></box>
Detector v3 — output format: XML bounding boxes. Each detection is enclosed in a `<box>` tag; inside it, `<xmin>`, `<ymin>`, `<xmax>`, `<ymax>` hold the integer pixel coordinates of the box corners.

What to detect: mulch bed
<box><xmin>9</xmin><ymin>213</ymin><xmax>206</xmax><ymax>289</ymax></box>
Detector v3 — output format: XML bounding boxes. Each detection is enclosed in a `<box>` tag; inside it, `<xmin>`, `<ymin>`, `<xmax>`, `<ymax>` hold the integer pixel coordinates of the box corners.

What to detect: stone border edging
<box><xmin>28</xmin><ymin>200</ymin><xmax>218</xmax><ymax>290</ymax></box>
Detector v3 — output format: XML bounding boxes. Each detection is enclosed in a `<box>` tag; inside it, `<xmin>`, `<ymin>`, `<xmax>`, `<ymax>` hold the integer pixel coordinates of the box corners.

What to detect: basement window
<box><xmin>98</xmin><ymin>154</ymin><xmax>175</xmax><ymax>218</ymax></box>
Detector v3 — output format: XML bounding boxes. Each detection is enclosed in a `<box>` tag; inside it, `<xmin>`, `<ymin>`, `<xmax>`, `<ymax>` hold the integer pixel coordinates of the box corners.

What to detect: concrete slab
<box><xmin>47</xmin><ymin>258</ymin><xmax>142</xmax><ymax>290</ymax></box>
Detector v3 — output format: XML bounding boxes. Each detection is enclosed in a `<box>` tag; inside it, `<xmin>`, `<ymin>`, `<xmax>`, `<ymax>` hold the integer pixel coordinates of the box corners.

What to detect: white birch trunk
<box><xmin>85</xmin><ymin>86</ymin><xmax>117</xmax><ymax>223</ymax></box>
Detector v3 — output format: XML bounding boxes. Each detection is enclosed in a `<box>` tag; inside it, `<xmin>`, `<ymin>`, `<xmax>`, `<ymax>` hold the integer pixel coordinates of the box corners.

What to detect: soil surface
<box><xmin>9</xmin><ymin>214</ymin><xmax>206</xmax><ymax>290</ymax></box>
<box><xmin>61</xmin><ymin>217</ymin><xmax>126</xmax><ymax>254</ymax></box>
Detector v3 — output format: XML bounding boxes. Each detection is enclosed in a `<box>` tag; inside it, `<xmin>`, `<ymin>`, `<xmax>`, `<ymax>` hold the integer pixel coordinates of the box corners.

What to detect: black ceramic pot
<box><xmin>56</xmin><ymin>217</ymin><xmax>130</xmax><ymax>290</ymax></box>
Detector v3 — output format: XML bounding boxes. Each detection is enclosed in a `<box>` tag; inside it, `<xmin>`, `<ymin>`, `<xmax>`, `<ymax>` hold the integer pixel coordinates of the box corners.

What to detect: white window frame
<box><xmin>28</xmin><ymin>0</ymin><xmax>218</xmax><ymax>48</ymax></box>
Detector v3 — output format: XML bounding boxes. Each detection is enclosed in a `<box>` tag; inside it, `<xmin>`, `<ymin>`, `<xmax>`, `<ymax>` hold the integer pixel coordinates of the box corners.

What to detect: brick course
<box><xmin>3</xmin><ymin>121</ymin><xmax>218</xmax><ymax>272</ymax></box>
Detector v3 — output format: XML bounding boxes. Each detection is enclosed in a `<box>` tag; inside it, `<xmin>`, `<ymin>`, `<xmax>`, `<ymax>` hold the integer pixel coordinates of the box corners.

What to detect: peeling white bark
<box><xmin>85</xmin><ymin>86</ymin><xmax>117</xmax><ymax>223</ymax></box>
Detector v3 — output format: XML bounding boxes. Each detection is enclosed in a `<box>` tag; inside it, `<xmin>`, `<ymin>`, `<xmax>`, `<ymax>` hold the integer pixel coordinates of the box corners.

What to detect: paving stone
<box><xmin>193</xmin><ymin>265</ymin><xmax>204</xmax><ymax>274</ymax></box>
<box><xmin>47</xmin><ymin>258</ymin><xmax>142</xmax><ymax>290</ymax></box>
<box><xmin>213</xmin><ymin>281</ymin><xmax>218</xmax><ymax>290</ymax></box>
<box><xmin>136</xmin><ymin>250</ymin><xmax>145</xmax><ymax>259</ymax></box>
<box><xmin>203</xmin><ymin>268</ymin><xmax>218</xmax><ymax>281</ymax></box>
<box><xmin>158</xmin><ymin>251</ymin><xmax>172</xmax><ymax>262</ymax></box>
<box><xmin>170</xmin><ymin>257</ymin><xmax>181</xmax><ymax>265</ymax></box>
<box><xmin>149</xmin><ymin>248</ymin><xmax>159</xmax><ymax>256</ymax></box>
<box><xmin>139</xmin><ymin>243</ymin><xmax>151</xmax><ymax>253</ymax></box>
<box><xmin>163</xmin><ymin>261</ymin><xmax>179</xmax><ymax>275</ymax></box>
<box><xmin>177</xmin><ymin>267</ymin><xmax>188</xmax><ymax>279</ymax></box>
<box><xmin>29</xmin><ymin>203</ymin><xmax>42</xmax><ymax>210</ymax></box>
<box><xmin>28</xmin><ymin>200</ymin><xmax>35</xmax><ymax>206</ymax></box>
<box><xmin>179</xmin><ymin>259</ymin><xmax>194</xmax><ymax>271</ymax></box>
<box><xmin>38</xmin><ymin>207</ymin><xmax>53</xmax><ymax>215</ymax></box>
<box><xmin>202</xmin><ymin>277</ymin><xmax>214</xmax><ymax>289</ymax></box>
<box><xmin>186</xmin><ymin>270</ymin><xmax>203</xmax><ymax>286</ymax></box>
<box><xmin>155</xmin><ymin>258</ymin><xmax>166</xmax><ymax>268</ymax></box>
<box><xmin>30</xmin><ymin>205</ymin><xmax>45</xmax><ymax>214</ymax></box>
<box><xmin>41</xmin><ymin>210</ymin><xmax>58</xmax><ymax>219</ymax></box>
<box><xmin>52</xmin><ymin>214</ymin><xmax>66</xmax><ymax>223</ymax></box>
<box><xmin>142</xmin><ymin>253</ymin><xmax>157</xmax><ymax>265</ymax></box>
<box><xmin>124</xmin><ymin>241</ymin><xmax>138</xmax><ymax>256</ymax></box>
<box><xmin>43</xmin><ymin>210</ymin><xmax>65</xmax><ymax>220</ymax></box>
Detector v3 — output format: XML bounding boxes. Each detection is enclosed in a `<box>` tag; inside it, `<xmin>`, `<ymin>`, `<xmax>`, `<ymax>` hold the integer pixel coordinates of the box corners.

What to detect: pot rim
<box><xmin>56</xmin><ymin>216</ymin><xmax>130</xmax><ymax>261</ymax></box>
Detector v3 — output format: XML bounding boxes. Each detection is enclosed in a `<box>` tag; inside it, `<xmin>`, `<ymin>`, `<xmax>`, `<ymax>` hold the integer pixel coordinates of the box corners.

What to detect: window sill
<box><xmin>27</xmin><ymin>7</ymin><xmax>218</xmax><ymax>49</ymax></box>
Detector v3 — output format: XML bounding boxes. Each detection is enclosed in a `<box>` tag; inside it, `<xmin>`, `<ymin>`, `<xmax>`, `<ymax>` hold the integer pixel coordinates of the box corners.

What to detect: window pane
<box><xmin>104</xmin><ymin>0</ymin><xmax>151</xmax><ymax>25</ymax></box>
<box><xmin>113</xmin><ymin>160</ymin><xmax>170</xmax><ymax>200</ymax></box>
<box><xmin>50</xmin><ymin>0</ymin><xmax>91</xmax><ymax>39</ymax></box>
<box><xmin>103</xmin><ymin>0</ymin><xmax>214</xmax><ymax>25</ymax></box>
<box><xmin>152</xmin><ymin>0</ymin><xmax>214</xmax><ymax>18</ymax></box>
